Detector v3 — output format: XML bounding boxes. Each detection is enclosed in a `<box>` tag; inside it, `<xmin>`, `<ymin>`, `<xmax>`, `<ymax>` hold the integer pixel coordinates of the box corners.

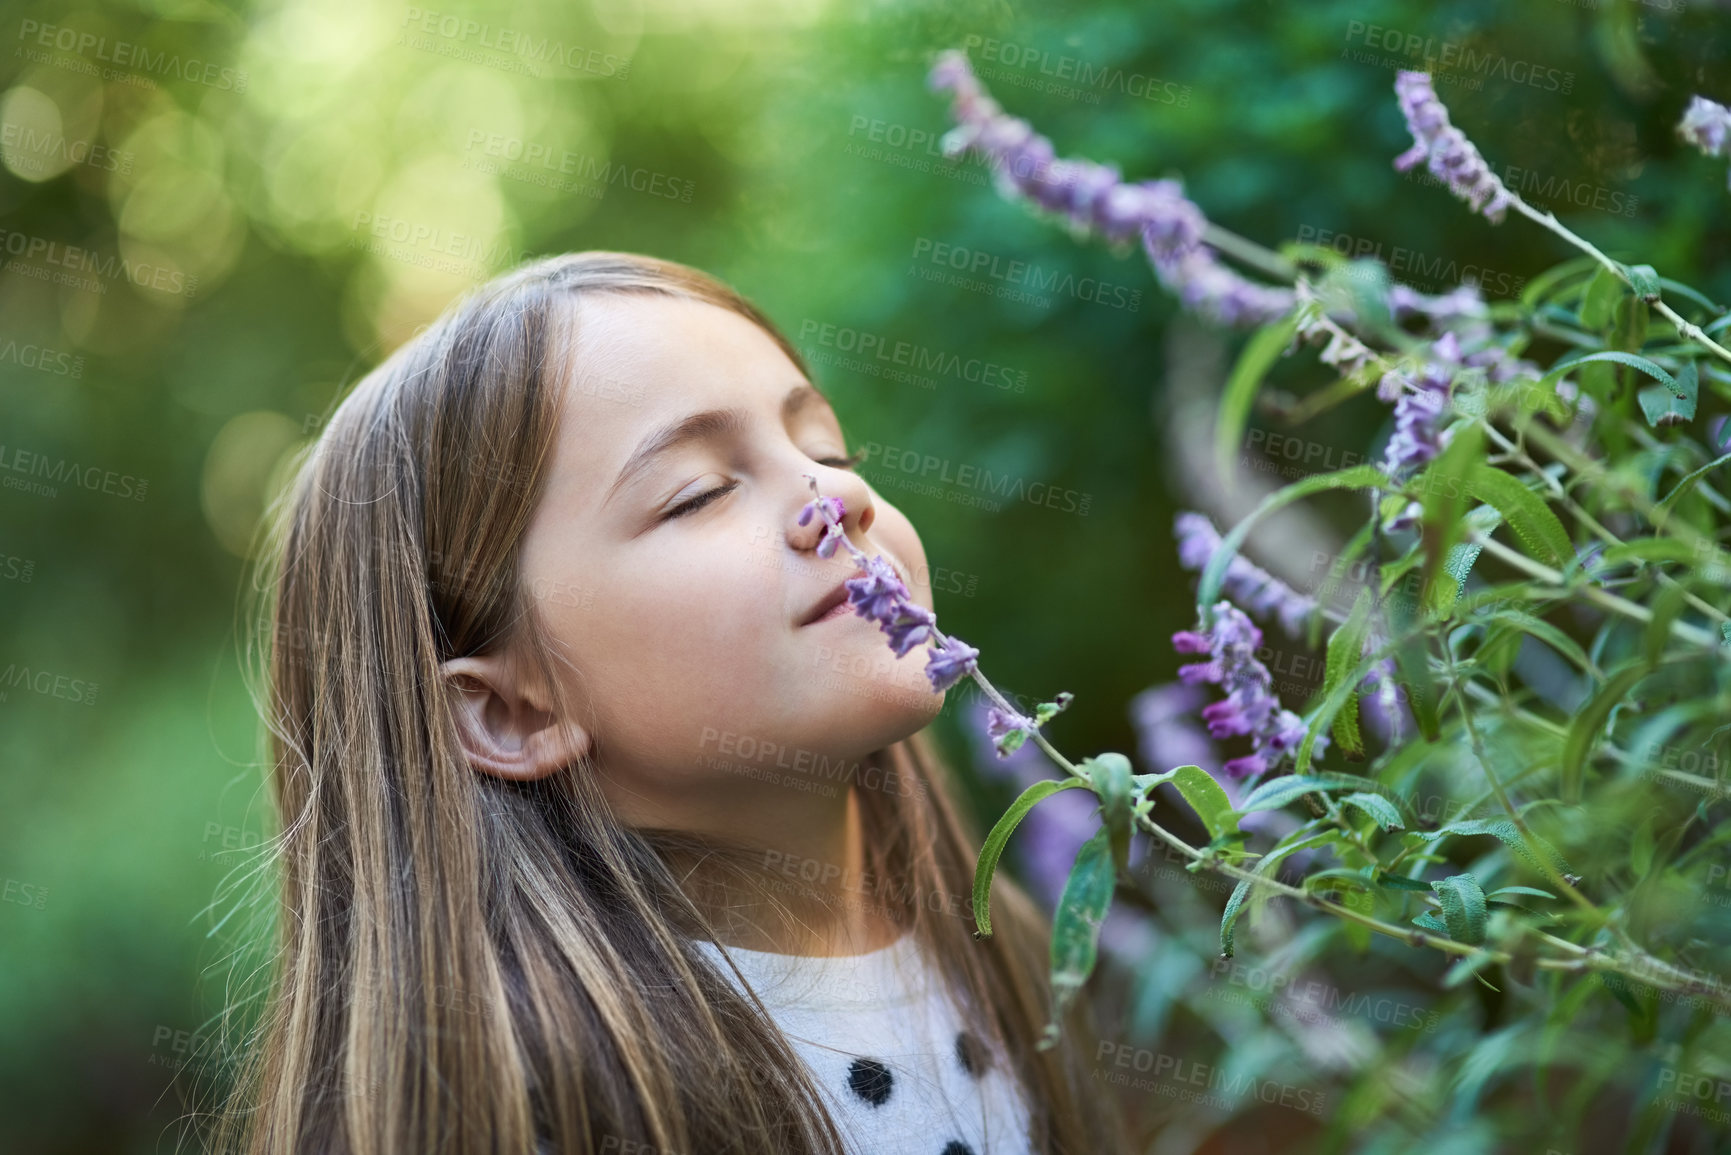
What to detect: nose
<box><xmin>788</xmin><ymin>464</ymin><xmax>874</xmax><ymax>555</ymax></box>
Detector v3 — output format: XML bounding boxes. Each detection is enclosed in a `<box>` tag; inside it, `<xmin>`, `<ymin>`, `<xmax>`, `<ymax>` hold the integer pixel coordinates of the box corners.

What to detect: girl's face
<box><xmin>492</xmin><ymin>293</ymin><xmax>943</xmax><ymax>830</ymax></box>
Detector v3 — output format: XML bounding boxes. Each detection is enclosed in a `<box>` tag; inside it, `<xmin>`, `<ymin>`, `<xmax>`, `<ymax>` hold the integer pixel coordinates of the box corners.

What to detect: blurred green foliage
<box><xmin>2</xmin><ymin>0</ymin><xmax>1728</xmax><ymax>1149</ymax></box>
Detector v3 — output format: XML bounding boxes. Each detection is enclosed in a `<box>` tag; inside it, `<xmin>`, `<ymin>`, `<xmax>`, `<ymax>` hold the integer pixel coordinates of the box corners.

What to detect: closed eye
<box><xmin>658</xmin><ymin>449</ymin><xmax>864</xmax><ymax>522</ymax></box>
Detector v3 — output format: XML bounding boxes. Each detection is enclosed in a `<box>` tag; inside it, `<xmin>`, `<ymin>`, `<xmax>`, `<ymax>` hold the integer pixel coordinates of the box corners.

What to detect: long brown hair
<box><xmin>212</xmin><ymin>251</ymin><xmax>1131</xmax><ymax>1154</ymax></box>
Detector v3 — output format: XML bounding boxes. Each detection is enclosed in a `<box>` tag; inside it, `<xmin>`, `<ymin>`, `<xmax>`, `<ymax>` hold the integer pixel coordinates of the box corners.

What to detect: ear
<box><xmin>439</xmin><ymin>653</ymin><xmax>588</xmax><ymax>781</ymax></box>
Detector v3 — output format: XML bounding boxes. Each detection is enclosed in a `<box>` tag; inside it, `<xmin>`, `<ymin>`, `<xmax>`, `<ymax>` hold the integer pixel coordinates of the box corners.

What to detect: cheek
<box><xmin>873</xmin><ymin>507</ymin><xmax>933</xmax><ymax>608</ymax></box>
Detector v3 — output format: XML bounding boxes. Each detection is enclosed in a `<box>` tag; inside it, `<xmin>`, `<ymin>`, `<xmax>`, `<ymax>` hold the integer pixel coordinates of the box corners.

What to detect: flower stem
<box><xmin>1469</xmin><ymin>534</ymin><xmax>1719</xmax><ymax>648</ymax></box>
<box><xmin>1509</xmin><ymin>198</ymin><xmax>1731</xmax><ymax>366</ymax></box>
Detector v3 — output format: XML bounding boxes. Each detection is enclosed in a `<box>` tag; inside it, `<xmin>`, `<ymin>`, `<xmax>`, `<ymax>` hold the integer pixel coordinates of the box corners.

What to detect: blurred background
<box><xmin>1</xmin><ymin>0</ymin><xmax>1726</xmax><ymax>1150</ymax></box>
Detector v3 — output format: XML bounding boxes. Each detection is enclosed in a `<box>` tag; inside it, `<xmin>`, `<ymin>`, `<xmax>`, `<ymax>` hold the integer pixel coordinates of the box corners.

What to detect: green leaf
<box><xmin>1549</xmin><ymin>349</ymin><xmax>1677</xmax><ymax>391</ymax></box>
<box><xmin>1443</xmin><ymin>948</ymin><xmax>1501</xmax><ymax>989</ymax></box>
<box><xmin>1403</xmin><ymin>818</ymin><xmax>1574</xmax><ymax>878</ymax></box>
<box><xmin>1653</xmin><ymin>450</ymin><xmax>1731</xmax><ymax>526</ymax></box>
<box><xmin>1598</xmin><ymin>536</ymin><xmax>1708</xmax><ymax>567</ymax></box>
<box><xmin>1412</xmin><ymin>911</ymin><xmax>1449</xmax><ymax>935</ymax></box>
<box><xmin>1234</xmin><ymin>771</ymin><xmax>1375</xmax><ymax>815</ymax></box>
<box><xmin>1216</xmin><ymin>311</ymin><xmax>1301</xmax><ymax>490</ymax></box>
<box><xmin>1460</xmin><ymin>464</ymin><xmax>1574</xmax><ymax>568</ymax></box>
<box><xmin>1472</xmin><ymin>607</ymin><xmax>1598</xmax><ymax>677</ymax></box>
<box><xmin>1578</xmin><ymin>264</ymin><xmax>1624</xmax><ymax>330</ymax></box>
<box><xmin>1626</xmin><ymin>263</ymin><xmax>1661</xmax><ymax>303</ymax></box>
<box><xmin>1638</xmin><ymin>360</ymin><xmax>1698</xmax><ymax>427</ymax></box>
<box><xmin>1485</xmin><ymin>886</ymin><xmax>1555</xmax><ymax>901</ymax></box>
<box><xmin>972</xmin><ymin>777</ymin><xmax>1089</xmax><ymax>938</ymax></box>
<box><xmin>1562</xmin><ymin>666</ymin><xmax>1645</xmax><ymax>803</ymax></box>
<box><xmin>1196</xmin><ymin>464</ymin><xmax>1393</xmax><ymax>613</ymax></box>
<box><xmin>1218</xmin><ymin>878</ymin><xmax>1252</xmax><ymax>959</ymax></box>
<box><xmin>1323</xmin><ymin>588</ymin><xmax>1374</xmax><ymax>761</ymax></box>
<box><xmin>1520</xmin><ymin>255</ymin><xmax>1598</xmax><ymax>312</ymax></box>
<box><xmin>1342</xmin><ymin>791</ymin><xmax>1405</xmax><ymax>831</ymax></box>
<box><xmin>1376</xmin><ymin>870</ymin><xmax>1434</xmax><ymax>892</ymax></box>
<box><xmin>1418</xmin><ymin>423</ymin><xmax>1486</xmax><ymax>610</ymax></box>
<box><xmin>1082</xmin><ymin>753</ymin><xmax>1135</xmax><ymax>874</ymax></box>
<box><xmin>1630</xmin><ymin>811</ymin><xmax>1657</xmax><ymax>879</ymax></box>
<box><xmin>1431</xmin><ymin>873</ymin><xmax>1489</xmax><ymax>945</ymax></box>
<box><xmin>1220</xmin><ymin>829</ymin><xmax>1338</xmax><ymax>958</ymax></box>
<box><xmin>1171</xmin><ymin>765</ymin><xmax>1240</xmax><ymax>841</ymax></box>
<box><xmin>1041</xmin><ymin>827</ymin><xmax>1117</xmax><ymax>1049</ymax></box>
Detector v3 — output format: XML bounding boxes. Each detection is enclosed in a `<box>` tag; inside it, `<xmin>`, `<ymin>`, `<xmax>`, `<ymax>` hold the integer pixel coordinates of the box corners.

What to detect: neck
<box><xmin>609</xmin><ymin>770</ymin><xmax>907</xmax><ymax>957</ymax></box>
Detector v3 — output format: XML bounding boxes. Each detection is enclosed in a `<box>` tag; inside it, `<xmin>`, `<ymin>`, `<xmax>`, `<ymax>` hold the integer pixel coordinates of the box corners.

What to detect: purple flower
<box><xmin>1392</xmin><ymin>71</ymin><xmax>1516</xmax><ymax>224</ymax></box>
<box><xmin>801</xmin><ymin>473</ymin><xmax>980</xmax><ymax>696</ymax></box>
<box><xmin>1172</xmin><ymin>600</ymin><xmax>1328</xmax><ymax>780</ymax></box>
<box><xmin>1388</xmin><ymin>283</ymin><xmax>1489</xmax><ymax>327</ymax></box>
<box><xmin>928</xmin><ymin>49</ymin><xmax>1294</xmax><ymax>328</ymax></box>
<box><xmin>1174</xmin><ymin>512</ymin><xmax>1317</xmax><ymax>639</ymax></box>
<box><xmin>925</xmin><ymin>636</ymin><xmax>980</xmax><ymax>692</ymax></box>
<box><xmin>1357</xmin><ymin>654</ymin><xmax>1407</xmax><ymax>747</ymax></box>
<box><xmin>1679</xmin><ymin>94</ymin><xmax>1731</xmax><ymax>188</ymax></box>
<box><xmin>986</xmin><ymin>705</ymin><xmax>1039</xmax><ymax>759</ymax></box>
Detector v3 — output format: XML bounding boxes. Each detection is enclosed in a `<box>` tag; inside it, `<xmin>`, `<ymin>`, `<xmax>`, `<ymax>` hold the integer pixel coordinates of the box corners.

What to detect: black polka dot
<box><xmin>954</xmin><ymin>1030</ymin><xmax>988</xmax><ymax>1079</ymax></box>
<box><xmin>847</xmin><ymin>1057</ymin><xmax>894</xmax><ymax>1106</ymax></box>
<box><xmin>940</xmin><ymin>1142</ymin><xmax>975</xmax><ymax>1155</ymax></box>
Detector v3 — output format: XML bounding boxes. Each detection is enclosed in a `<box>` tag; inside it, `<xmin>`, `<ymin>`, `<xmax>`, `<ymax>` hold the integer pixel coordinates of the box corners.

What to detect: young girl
<box><xmin>216</xmin><ymin>251</ymin><xmax>1132</xmax><ymax>1154</ymax></box>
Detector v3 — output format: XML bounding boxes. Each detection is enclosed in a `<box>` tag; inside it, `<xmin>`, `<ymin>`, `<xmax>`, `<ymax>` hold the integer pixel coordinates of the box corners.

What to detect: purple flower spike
<box><xmin>1679</xmin><ymin>94</ymin><xmax>1731</xmax><ymax>189</ymax></box>
<box><xmin>1172</xmin><ymin>600</ymin><xmax>1327</xmax><ymax>780</ymax></box>
<box><xmin>1392</xmin><ymin>71</ymin><xmax>1516</xmax><ymax>224</ymax></box>
<box><xmin>928</xmin><ymin>49</ymin><xmax>1294</xmax><ymax>328</ymax></box>
<box><xmin>1173</xmin><ymin>512</ymin><xmax>1317</xmax><ymax>639</ymax></box>
<box><xmin>925</xmin><ymin>636</ymin><xmax>980</xmax><ymax>692</ymax></box>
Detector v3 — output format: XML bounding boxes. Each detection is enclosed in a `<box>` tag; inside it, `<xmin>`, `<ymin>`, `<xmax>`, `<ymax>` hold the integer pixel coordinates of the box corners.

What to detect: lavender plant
<box><xmin>806</xmin><ymin>47</ymin><xmax>1731</xmax><ymax>1149</ymax></box>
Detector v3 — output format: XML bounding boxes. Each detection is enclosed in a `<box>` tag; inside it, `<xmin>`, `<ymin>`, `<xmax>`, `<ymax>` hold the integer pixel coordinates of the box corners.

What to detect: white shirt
<box><xmin>691</xmin><ymin>931</ymin><xmax>1036</xmax><ymax>1155</ymax></box>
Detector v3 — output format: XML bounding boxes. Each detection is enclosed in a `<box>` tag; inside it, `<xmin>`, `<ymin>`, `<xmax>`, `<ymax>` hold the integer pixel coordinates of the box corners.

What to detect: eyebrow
<box><xmin>602</xmin><ymin>383</ymin><xmax>834</xmax><ymax>509</ymax></box>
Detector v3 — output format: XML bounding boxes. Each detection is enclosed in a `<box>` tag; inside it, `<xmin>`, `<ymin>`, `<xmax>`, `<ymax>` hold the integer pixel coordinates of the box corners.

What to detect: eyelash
<box><xmin>660</xmin><ymin>449</ymin><xmax>866</xmax><ymax>521</ymax></box>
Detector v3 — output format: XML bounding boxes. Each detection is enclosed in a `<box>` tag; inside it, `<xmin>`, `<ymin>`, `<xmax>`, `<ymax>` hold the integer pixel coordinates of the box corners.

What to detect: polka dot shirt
<box><xmin>692</xmin><ymin>931</ymin><xmax>1036</xmax><ymax>1155</ymax></box>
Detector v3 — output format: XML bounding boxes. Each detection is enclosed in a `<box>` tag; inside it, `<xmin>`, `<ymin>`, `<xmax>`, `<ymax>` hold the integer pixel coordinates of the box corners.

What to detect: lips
<box><xmin>797</xmin><ymin>579</ymin><xmax>854</xmax><ymax>627</ymax></box>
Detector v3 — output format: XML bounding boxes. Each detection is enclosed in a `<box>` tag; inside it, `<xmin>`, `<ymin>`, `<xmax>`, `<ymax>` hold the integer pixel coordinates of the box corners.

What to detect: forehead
<box><xmin>533</xmin><ymin>292</ymin><xmax>831</xmax><ymax>517</ymax></box>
